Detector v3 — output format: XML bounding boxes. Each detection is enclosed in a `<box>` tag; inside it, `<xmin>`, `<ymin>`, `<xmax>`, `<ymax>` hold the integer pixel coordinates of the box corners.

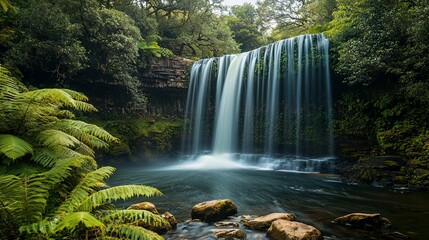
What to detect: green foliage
<box><xmin>5</xmin><ymin>0</ymin><xmax>87</xmax><ymax>83</ymax></box>
<box><xmin>146</xmin><ymin>0</ymin><xmax>239</xmax><ymax>58</ymax></box>
<box><xmin>226</xmin><ymin>3</ymin><xmax>267</xmax><ymax>52</ymax></box>
<box><xmin>257</xmin><ymin>0</ymin><xmax>336</xmax><ymax>40</ymax></box>
<box><xmin>334</xmin><ymin>93</ymin><xmax>372</xmax><ymax>138</ymax></box>
<box><xmin>0</xmin><ymin>134</ymin><xmax>33</xmax><ymax>162</ymax></box>
<box><xmin>98</xmin><ymin>117</ymin><xmax>184</xmax><ymax>158</ymax></box>
<box><xmin>0</xmin><ymin>0</ymin><xmax>14</xmax><ymax>12</ymax></box>
<box><xmin>0</xmin><ymin>69</ymin><xmax>166</xmax><ymax>239</ymax></box>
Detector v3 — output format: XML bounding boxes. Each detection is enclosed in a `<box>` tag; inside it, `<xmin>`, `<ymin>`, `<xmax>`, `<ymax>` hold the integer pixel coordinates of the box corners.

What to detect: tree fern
<box><xmin>0</xmin><ymin>134</ymin><xmax>33</xmax><ymax>163</ymax></box>
<box><xmin>0</xmin><ymin>68</ymin><xmax>167</xmax><ymax>239</ymax></box>
<box><xmin>78</xmin><ymin>185</ymin><xmax>163</xmax><ymax>212</ymax></box>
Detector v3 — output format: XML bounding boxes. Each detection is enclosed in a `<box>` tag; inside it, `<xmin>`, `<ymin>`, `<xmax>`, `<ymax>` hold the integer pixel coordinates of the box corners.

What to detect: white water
<box><xmin>181</xmin><ymin>34</ymin><xmax>334</xmax><ymax>172</ymax></box>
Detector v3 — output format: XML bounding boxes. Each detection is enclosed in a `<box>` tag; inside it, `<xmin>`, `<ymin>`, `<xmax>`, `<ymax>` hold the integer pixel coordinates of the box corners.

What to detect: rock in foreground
<box><xmin>127</xmin><ymin>201</ymin><xmax>159</xmax><ymax>214</ymax></box>
<box><xmin>267</xmin><ymin>220</ymin><xmax>322</xmax><ymax>240</ymax></box>
<box><xmin>212</xmin><ymin>229</ymin><xmax>247</xmax><ymax>239</ymax></box>
<box><xmin>333</xmin><ymin>213</ymin><xmax>391</xmax><ymax>229</ymax></box>
<box><xmin>162</xmin><ymin>212</ymin><xmax>178</xmax><ymax>229</ymax></box>
<box><xmin>244</xmin><ymin>213</ymin><xmax>296</xmax><ymax>230</ymax></box>
<box><xmin>191</xmin><ymin>199</ymin><xmax>237</xmax><ymax>222</ymax></box>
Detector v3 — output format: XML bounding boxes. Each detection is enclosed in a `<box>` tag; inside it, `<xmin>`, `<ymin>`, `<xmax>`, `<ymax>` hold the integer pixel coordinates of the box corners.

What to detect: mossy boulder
<box><xmin>267</xmin><ymin>220</ymin><xmax>322</xmax><ymax>240</ymax></box>
<box><xmin>244</xmin><ymin>213</ymin><xmax>296</xmax><ymax>230</ymax></box>
<box><xmin>333</xmin><ymin>213</ymin><xmax>391</xmax><ymax>229</ymax></box>
<box><xmin>191</xmin><ymin>199</ymin><xmax>238</xmax><ymax>222</ymax></box>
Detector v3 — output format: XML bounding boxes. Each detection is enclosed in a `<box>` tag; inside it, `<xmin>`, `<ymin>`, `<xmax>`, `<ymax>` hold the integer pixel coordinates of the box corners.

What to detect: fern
<box><xmin>19</xmin><ymin>219</ymin><xmax>57</xmax><ymax>235</ymax></box>
<box><xmin>0</xmin><ymin>134</ymin><xmax>33</xmax><ymax>163</ymax></box>
<box><xmin>104</xmin><ymin>224</ymin><xmax>163</xmax><ymax>240</ymax></box>
<box><xmin>55</xmin><ymin>212</ymin><xmax>106</xmax><ymax>232</ymax></box>
<box><xmin>0</xmin><ymin>156</ymin><xmax>93</xmax><ymax>225</ymax></box>
<box><xmin>38</xmin><ymin>129</ymin><xmax>81</xmax><ymax>148</ymax></box>
<box><xmin>57</xmin><ymin>166</ymin><xmax>115</xmax><ymax>215</ymax></box>
<box><xmin>102</xmin><ymin>210</ymin><xmax>168</xmax><ymax>228</ymax></box>
<box><xmin>78</xmin><ymin>185</ymin><xmax>162</xmax><ymax>212</ymax></box>
<box><xmin>53</xmin><ymin>120</ymin><xmax>119</xmax><ymax>145</ymax></box>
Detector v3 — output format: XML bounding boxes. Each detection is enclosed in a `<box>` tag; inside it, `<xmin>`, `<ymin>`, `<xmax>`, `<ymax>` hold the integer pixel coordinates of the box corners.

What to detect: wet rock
<box><xmin>191</xmin><ymin>199</ymin><xmax>238</xmax><ymax>222</ymax></box>
<box><xmin>215</xmin><ymin>221</ymin><xmax>240</xmax><ymax>227</ymax></box>
<box><xmin>382</xmin><ymin>231</ymin><xmax>410</xmax><ymax>239</ymax></box>
<box><xmin>212</xmin><ymin>229</ymin><xmax>247</xmax><ymax>239</ymax></box>
<box><xmin>333</xmin><ymin>213</ymin><xmax>391</xmax><ymax>229</ymax></box>
<box><xmin>244</xmin><ymin>213</ymin><xmax>296</xmax><ymax>230</ymax></box>
<box><xmin>162</xmin><ymin>212</ymin><xmax>178</xmax><ymax>229</ymax></box>
<box><xmin>127</xmin><ymin>201</ymin><xmax>159</xmax><ymax>214</ymax></box>
<box><xmin>267</xmin><ymin>220</ymin><xmax>322</xmax><ymax>240</ymax></box>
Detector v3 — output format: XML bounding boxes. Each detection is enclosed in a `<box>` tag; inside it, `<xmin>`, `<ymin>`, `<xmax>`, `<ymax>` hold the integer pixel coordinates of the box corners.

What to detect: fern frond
<box><xmin>37</xmin><ymin>129</ymin><xmax>81</xmax><ymax>148</ymax></box>
<box><xmin>102</xmin><ymin>210</ymin><xmax>168</xmax><ymax>228</ymax></box>
<box><xmin>0</xmin><ymin>174</ymin><xmax>48</xmax><ymax>225</ymax></box>
<box><xmin>60</xmin><ymin>89</ymin><xmax>89</xmax><ymax>102</ymax></box>
<box><xmin>52</xmin><ymin>120</ymin><xmax>118</xmax><ymax>148</ymax></box>
<box><xmin>103</xmin><ymin>224</ymin><xmax>163</xmax><ymax>240</ymax></box>
<box><xmin>0</xmin><ymin>134</ymin><xmax>33</xmax><ymax>162</ymax></box>
<box><xmin>0</xmin><ymin>68</ymin><xmax>27</xmax><ymax>100</ymax></box>
<box><xmin>18</xmin><ymin>89</ymin><xmax>76</xmax><ymax>109</ymax></box>
<box><xmin>55</xmin><ymin>212</ymin><xmax>106</xmax><ymax>232</ymax></box>
<box><xmin>56</xmin><ymin>110</ymin><xmax>75</xmax><ymax>119</ymax></box>
<box><xmin>57</xmin><ymin>167</ymin><xmax>115</xmax><ymax>215</ymax></box>
<box><xmin>73</xmin><ymin>100</ymin><xmax>98</xmax><ymax>112</ymax></box>
<box><xmin>32</xmin><ymin>148</ymin><xmax>57</xmax><ymax>167</ymax></box>
<box><xmin>19</xmin><ymin>219</ymin><xmax>57</xmax><ymax>234</ymax></box>
<box><xmin>78</xmin><ymin>185</ymin><xmax>162</xmax><ymax>212</ymax></box>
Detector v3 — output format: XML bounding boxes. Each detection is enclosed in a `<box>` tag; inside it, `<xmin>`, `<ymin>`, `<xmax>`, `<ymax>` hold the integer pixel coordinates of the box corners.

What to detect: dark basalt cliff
<box><xmin>139</xmin><ymin>57</ymin><xmax>193</xmax><ymax>89</ymax></box>
<box><xmin>71</xmin><ymin>57</ymin><xmax>194</xmax><ymax>116</ymax></box>
<box><xmin>139</xmin><ymin>57</ymin><xmax>193</xmax><ymax>116</ymax></box>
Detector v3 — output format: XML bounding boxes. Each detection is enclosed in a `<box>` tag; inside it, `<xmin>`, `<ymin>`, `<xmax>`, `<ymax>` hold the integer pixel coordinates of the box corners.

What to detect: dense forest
<box><xmin>0</xmin><ymin>0</ymin><xmax>428</xmax><ymax>239</ymax></box>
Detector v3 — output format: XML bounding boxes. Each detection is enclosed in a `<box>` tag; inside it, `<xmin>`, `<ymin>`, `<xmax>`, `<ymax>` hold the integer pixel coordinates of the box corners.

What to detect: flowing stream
<box><xmin>109</xmin><ymin>163</ymin><xmax>429</xmax><ymax>239</ymax></box>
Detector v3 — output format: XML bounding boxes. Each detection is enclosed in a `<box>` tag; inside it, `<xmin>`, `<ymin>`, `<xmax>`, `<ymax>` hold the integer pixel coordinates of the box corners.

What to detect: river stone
<box><xmin>267</xmin><ymin>220</ymin><xmax>322</xmax><ymax>240</ymax></box>
<box><xmin>215</xmin><ymin>221</ymin><xmax>240</xmax><ymax>227</ymax></box>
<box><xmin>212</xmin><ymin>229</ymin><xmax>247</xmax><ymax>239</ymax></box>
<box><xmin>244</xmin><ymin>213</ymin><xmax>296</xmax><ymax>230</ymax></box>
<box><xmin>333</xmin><ymin>213</ymin><xmax>391</xmax><ymax>229</ymax></box>
<box><xmin>162</xmin><ymin>212</ymin><xmax>178</xmax><ymax>228</ymax></box>
<box><xmin>127</xmin><ymin>201</ymin><xmax>159</xmax><ymax>214</ymax></box>
<box><xmin>191</xmin><ymin>199</ymin><xmax>238</xmax><ymax>222</ymax></box>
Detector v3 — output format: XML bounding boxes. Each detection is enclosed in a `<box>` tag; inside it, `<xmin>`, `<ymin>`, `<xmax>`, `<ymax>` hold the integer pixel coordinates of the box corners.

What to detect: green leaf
<box><xmin>78</xmin><ymin>185</ymin><xmax>162</xmax><ymax>212</ymax></box>
<box><xmin>102</xmin><ymin>209</ymin><xmax>169</xmax><ymax>228</ymax></box>
<box><xmin>57</xmin><ymin>166</ymin><xmax>116</xmax><ymax>215</ymax></box>
<box><xmin>55</xmin><ymin>212</ymin><xmax>106</xmax><ymax>232</ymax></box>
<box><xmin>104</xmin><ymin>224</ymin><xmax>163</xmax><ymax>240</ymax></box>
<box><xmin>0</xmin><ymin>134</ymin><xmax>33</xmax><ymax>162</ymax></box>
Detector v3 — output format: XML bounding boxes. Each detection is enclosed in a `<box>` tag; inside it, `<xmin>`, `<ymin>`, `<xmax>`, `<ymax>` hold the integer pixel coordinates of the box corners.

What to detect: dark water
<box><xmin>108</xmin><ymin>163</ymin><xmax>429</xmax><ymax>239</ymax></box>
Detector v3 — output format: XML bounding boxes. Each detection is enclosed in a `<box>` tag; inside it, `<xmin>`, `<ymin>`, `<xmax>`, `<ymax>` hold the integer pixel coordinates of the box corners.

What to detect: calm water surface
<box><xmin>108</xmin><ymin>162</ymin><xmax>429</xmax><ymax>239</ymax></box>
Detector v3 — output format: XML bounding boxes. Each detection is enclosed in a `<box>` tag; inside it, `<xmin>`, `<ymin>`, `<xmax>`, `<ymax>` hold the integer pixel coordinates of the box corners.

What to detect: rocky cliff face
<box><xmin>139</xmin><ymin>57</ymin><xmax>193</xmax><ymax>116</ymax></box>
<box><xmin>139</xmin><ymin>57</ymin><xmax>193</xmax><ymax>89</ymax></box>
<box><xmin>72</xmin><ymin>57</ymin><xmax>194</xmax><ymax>116</ymax></box>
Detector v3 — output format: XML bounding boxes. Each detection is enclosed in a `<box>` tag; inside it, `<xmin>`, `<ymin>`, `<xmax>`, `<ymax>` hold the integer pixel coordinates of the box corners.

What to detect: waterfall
<box><xmin>181</xmin><ymin>34</ymin><xmax>334</xmax><ymax>171</ymax></box>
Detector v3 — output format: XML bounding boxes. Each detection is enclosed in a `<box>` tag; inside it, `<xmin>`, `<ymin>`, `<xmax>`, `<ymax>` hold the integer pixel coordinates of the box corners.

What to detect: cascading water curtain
<box><xmin>182</xmin><ymin>34</ymin><xmax>333</xmax><ymax>158</ymax></box>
